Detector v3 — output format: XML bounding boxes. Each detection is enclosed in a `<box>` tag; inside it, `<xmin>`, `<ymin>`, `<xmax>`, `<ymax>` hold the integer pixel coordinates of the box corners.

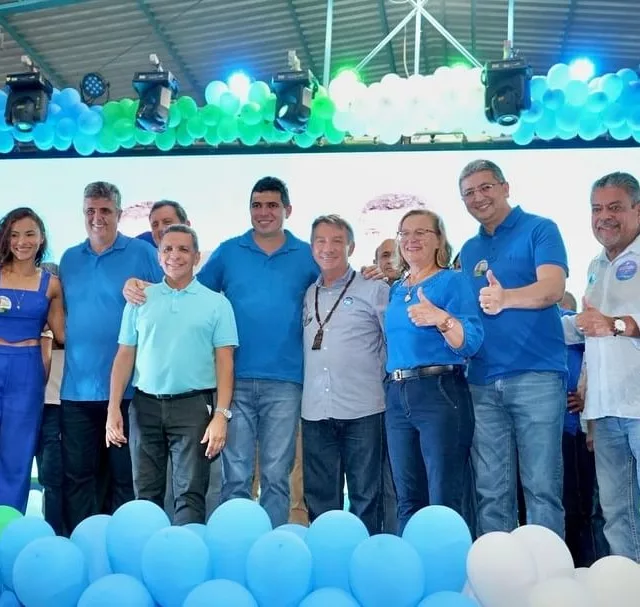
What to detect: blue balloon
<box><xmin>349</xmin><ymin>534</ymin><xmax>425</xmax><ymax>607</ymax></box>
<box><xmin>512</xmin><ymin>122</ymin><xmax>535</xmax><ymax>146</ymax></box>
<box><xmin>534</xmin><ymin>111</ymin><xmax>558</xmax><ymax>140</ymax></box>
<box><xmin>578</xmin><ymin>114</ymin><xmax>602</xmax><ymax>141</ymax></box>
<box><xmin>585</xmin><ymin>91</ymin><xmax>609</xmax><ymax>113</ymax></box>
<box><xmin>32</xmin><ymin>122</ymin><xmax>55</xmax><ymax>148</ymax></box>
<box><xmin>13</xmin><ymin>536</ymin><xmax>88</xmax><ymax>607</ymax></box>
<box><xmin>556</xmin><ymin>127</ymin><xmax>578</xmax><ymax>140</ymax></box>
<box><xmin>602</xmin><ymin>103</ymin><xmax>627</xmax><ymax>129</ymax></box>
<box><xmin>0</xmin><ymin>90</ymin><xmax>7</xmax><ymax>110</ymax></box>
<box><xmin>183</xmin><ymin>523</ymin><xmax>207</xmax><ymax>540</ymax></box>
<box><xmin>46</xmin><ymin>103</ymin><xmax>63</xmax><ymax>123</ymax></box>
<box><xmin>564</xmin><ymin>80</ymin><xmax>589</xmax><ymax>106</ymax></box>
<box><xmin>617</xmin><ymin>68</ymin><xmax>638</xmax><ymax>86</ymax></box>
<box><xmin>56</xmin><ymin>117</ymin><xmax>77</xmax><ymax>140</ymax></box>
<box><xmin>627</xmin><ymin>107</ymin><xmax>640</xmax><ymax>130</ymax></box>
<box><xmin>106</xmin><ymin>501</ymin><xmax>170</xmax><ymax>581</ymax></box>
<box><xmin>70</xmin><ymin>515</ymin><xmax>113</xmax><ymax>583</ymax></box>
<box><xmin>0</xmin><ymin>590</ymin><xmax>20</xmax><ymax>606</ymax></box>
<box><xmin>58</xmin><ymin>87</ymin><xmax>82</xmax><ymax>109</ymax></box>
<box><xmin>53</xmin><ymin>135</ymin><xmax>72</xmax><ymax>151</ymax></box>
<box><xmin>599</xmin><ymin>74</ymin><xmax>624</xmax><ymax>102</ymax></box>
<box><xmin>299</xmin><ymin>587</ymin><xmax>360</xmax><ymax>606</ymax></box>
<box><xmin>519</xmin><ymin>100</ymin><xmax>543</xmax><ymax>123</ymax></box>
<box><xmin>542</xmin><ymin>89</ymin><xmax>564</xmax><ymax>110</ymax></box>
<box><xmin>78</xmin><ymin>110</ymin><xmax>103</xmax><ymax>135</ymax></box>
<box><xmin>205</xmin><ymin>498</ymin><xmax>271</xmax><ymax>584</ymax></box>
<box><xmin>277</xmin><ymin>523</ymin><xmax>308</xmax><ymax>540</ymax></box>
<box><xmin>403</xmin><ymin>506</ymin><xmax>472</xmax><ymax>596</ymax></box>
<box><xmin>73</xmin><ymin>133</ymin><xmax>97</xmax><ymax>156</ymax></box>
<box><xmin>246</xmin><ymin>530</ymin><xmax>313</xmax><ymax>607</ymax></box>
<box><xmin>141</xmin><ymin>526</ymin><xmax>209</xmax><ymax>607</ymax></box>
<box><xmin>530</xmin><ymin>76</ymin><xmax>548</xmax><ymax>102</ymax></box>
<box><xmin>609</xmin><ymin>122</ymin><xmax>632</xmax><ymax>141</ymax></box>
<box><xmin>183</xmin><ymin>579</ymin><xmax>257</xmax><ymax>607</ymax></box>
<box><xmin>546</xmin><ymin>63</ymin><xmax>570</xmax><ymax>90</ymax></box>
<box><xmin>0</xmin><ymin>130</ymin><xmax>14</xmax><ymax>153</ymax></box>
<box><xmin>555</xmin><ymin>105</ymin><xmax>581</xmax><ymax>131</ymax></box>
<box><xmin>77</xmin><ymin>574</ymin><xmax>154</xmax><ymax>607</ymax></box>
<box><xmin>418</xmin><ymin>591</ymin><xmax>478</xmax><ymax>607</ymax></box>
<box><xmin>0</xmin><ymin>517</ymin><xmax>54</xmax><ymax>589</ymax></box>
<box><xmin>12</xmin><ymin>128</ymin><xmax>33</xmax><ymax>143</ymax></box>
<box><xmin>0</xmin><ymin>118</ymin><xmax>12</xmax><ymax>132</ymax></box>
<box><xmin>90</xmin><ymin>104</ymin><xmax>104</xmax><ymax>115</ymax></box>
<box><xmin>305</xmin><ymin>511</ymin><xmax>368</xmax><ymax>591</ymax></box>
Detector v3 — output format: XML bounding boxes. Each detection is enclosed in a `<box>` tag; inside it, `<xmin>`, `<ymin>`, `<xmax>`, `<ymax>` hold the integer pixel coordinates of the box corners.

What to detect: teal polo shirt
<box><xmin>460</xmin><ymin>206</ymin><xmax>568</xmax><ymax>385</ymax></box>
<box><xmin>197</xmin><ymin>229</ymin><xmax>319</xmax><ymax>384</ymax></box>
<box><xmin>118</xmin><ymin>278</ymin><xmax>238</xmax><ymax>395</ymax></box>
<box><xmin>60</xmin><ymin>233</ymin><xmax>163</xmax><ymax>402</ymax></box>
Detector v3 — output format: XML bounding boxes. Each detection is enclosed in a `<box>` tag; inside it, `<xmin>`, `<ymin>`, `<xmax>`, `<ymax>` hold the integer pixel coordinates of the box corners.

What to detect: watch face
<box><xmin>614</xmin><ymin>319</ymin><xmax>626</xmax><ymax>333</ymax></box>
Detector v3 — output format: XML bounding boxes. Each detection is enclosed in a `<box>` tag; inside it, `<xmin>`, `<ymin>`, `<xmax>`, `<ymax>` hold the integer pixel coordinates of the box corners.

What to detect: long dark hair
<box><xmin>0</xmin><ymin>207</ymin><xmax>48</xmax><ymax>267</ymax></box>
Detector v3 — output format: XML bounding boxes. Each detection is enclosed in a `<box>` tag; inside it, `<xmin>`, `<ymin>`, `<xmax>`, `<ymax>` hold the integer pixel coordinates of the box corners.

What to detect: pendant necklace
<box><xmin>14</xmin><ymin>290</ymin><xmax>26</xmax><ymax>310</ymax></box>
<box><xmin>403</xmin><ymin>269</ymin><xmax>437</xmax><ymax>302</ymax></box>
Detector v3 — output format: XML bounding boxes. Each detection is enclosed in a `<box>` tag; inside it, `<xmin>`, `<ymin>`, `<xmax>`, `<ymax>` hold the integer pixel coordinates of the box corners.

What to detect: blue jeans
<box><xmin>220</xmin><ymin>379</ymin><xmax>301</xmax><ymax>527</ymax></box>
<box><xmin>593</xmin><ymin>417</ymin><xmax>640</xmax><ymax>562</ymax></box>
<box><xmin>302</xmin><ymin>413</ymin><xmax>383</xmax><ymax>535</ymax></box>
<box><xmin>470</xmin><ymin>371</ymin><xmax>565</xmax><ymax>538</ymax></box>
<box><xmin>385</xmin><ymin>370</ymin><xmax>474</xmax><ymax>534</ymax></box>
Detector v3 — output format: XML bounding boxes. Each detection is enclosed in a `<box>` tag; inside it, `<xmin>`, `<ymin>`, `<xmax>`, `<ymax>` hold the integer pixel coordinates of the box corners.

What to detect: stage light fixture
<box><xmin>271</xmin><ymin>50</ymin><xmax>318</xmax><ymax>133</ymax></box>
<box><xmin>132</xmin><ymin>54</ymin><xmax>179</xmax><ymax>133</ymax></box>
<box><xmin>4</xmin><ymin>55</ymin><xmax>53</xmax><ymax>132</ymax></box>
<box><xmin>483</xmin><ymin>56</ymin><xmax>533</xmax><ymax>127</ymax></box>
<box><xmin>80</xmin><ymin>72</ymin><xmax>109</xmax><ymax>105</ymax></box>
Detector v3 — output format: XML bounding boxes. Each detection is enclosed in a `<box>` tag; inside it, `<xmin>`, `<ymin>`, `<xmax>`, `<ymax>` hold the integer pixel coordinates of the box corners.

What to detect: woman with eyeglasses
<box><xmin>384</xmin><ymin>209</ymin><xmax>483</xmax><ymax>533</ymax></box>
<box><xmin>0</xmin><ymin>207</ymin><xmax>64</xmax><ymax>513</ymax></box>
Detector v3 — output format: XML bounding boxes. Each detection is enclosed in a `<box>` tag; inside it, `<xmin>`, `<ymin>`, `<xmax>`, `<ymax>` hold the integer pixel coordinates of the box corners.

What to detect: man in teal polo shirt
<box><xmin>59</xmin><ymin>181</ymin><xmax>163</xmax><ymax>532</ymax></box>
<box><xmin>107</xmin><ymin>224</ymin><xmax>238</xmax><ymax>524</ymax></box>
<box><xmin>458</xmin><ymin>159</ymin><xmax>568</xmax><ymax>539</ymax></box>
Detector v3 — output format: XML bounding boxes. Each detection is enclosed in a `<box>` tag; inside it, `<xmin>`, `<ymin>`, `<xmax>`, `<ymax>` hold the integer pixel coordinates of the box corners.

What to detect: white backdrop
<box><xmin>1</xmin><ymin>146</ymin><xmax>637</xmax><ymax>299</ymax></box>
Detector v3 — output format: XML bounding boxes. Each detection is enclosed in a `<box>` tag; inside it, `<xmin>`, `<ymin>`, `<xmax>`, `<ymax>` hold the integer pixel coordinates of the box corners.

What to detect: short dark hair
<box><xmin>0</xmin><ymin>207</ymin><xmax>48</xmax><ymax>267</ymax></box>
<box><xmin>150</xmin><ymin>200</ymin><xmax>188</xmax><ymax>223</ymax></box>
<box><xmin>311</xmin><ymin>214</ymin><xmax>355</xmax><ymax>244</ymax></box>
<box><xmin>83</xmin><ymin>181</ymin><xmax>122</xmax><ymax>210</ymax></box>
<box><xmin>591</xmin><ymin>172</ymin><xmax>640</xmax><ymax>207</ymax></box>
<box><xmin>250</xmin><ymin>176</ymin><xmax>291</xmax><ymax>207</ymax></box>
<box><xmin>458</xmin><ymin>160</ymin><xmax>506</xmax><ymax>191</ymax></box>
<box><xmin>160</xmin><ymin>224</ymin><xmax>199</xmax><ymax>252</ymax></box>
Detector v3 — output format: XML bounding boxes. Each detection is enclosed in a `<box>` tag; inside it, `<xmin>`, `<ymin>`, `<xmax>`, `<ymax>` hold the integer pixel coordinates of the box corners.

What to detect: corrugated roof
<box><xmin>0</xmin><ymin>0</ymin><xmax>636</xmax><ymax>101</ymax></box>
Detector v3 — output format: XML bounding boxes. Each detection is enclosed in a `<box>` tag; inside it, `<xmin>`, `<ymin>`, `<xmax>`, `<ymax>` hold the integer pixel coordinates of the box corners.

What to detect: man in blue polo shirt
<box><xmin>458</xmin><ymin>159</ymin><xmax>568</xmax><ymax>538</ymax></box>
<box><xmin>59</xmin><ymin>181</ymin><xmax>163</xmax><ymax>532</ymax></box>
<box><xmin>107</xmin><ymin>224</ymin><xmax>237</xmax><ymax>524</ymax></box>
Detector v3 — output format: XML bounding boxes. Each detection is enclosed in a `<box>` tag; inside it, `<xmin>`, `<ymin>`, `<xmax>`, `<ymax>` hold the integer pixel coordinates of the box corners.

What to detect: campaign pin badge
<box><xmin>473</xmin><ymin>260</ymin><xmax>488</xmax><ymax>277</ymax></box>
<box><xmin>0</xmin><ymin>296</ymin><xmax>12</xmax><ymax>313</ymax></box>
<box><xmin>616</xmin><ymin>259</ymin><xmax>637</xmax><ymax>281</ymax></box>
<box><xmin>343</xmin><ymin>297</ymin><xmax>354</xmax><ymax>306</ymax></box>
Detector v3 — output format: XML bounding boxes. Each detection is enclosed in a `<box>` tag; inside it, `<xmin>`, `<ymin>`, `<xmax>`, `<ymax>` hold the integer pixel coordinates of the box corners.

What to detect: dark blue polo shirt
<box><xmin>197</xmin><ymin>229</ymin><xmax>319</xmax><ymax>384</ymax></box>
<box><xmin>460</xmin><ymin>206</ymin><xmax>568</xmax><ymax>385</ymax></box>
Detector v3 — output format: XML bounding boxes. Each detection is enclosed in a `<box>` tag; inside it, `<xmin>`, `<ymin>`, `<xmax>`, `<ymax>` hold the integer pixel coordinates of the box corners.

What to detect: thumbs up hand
<box><xmin>479</xmin><ymin>269</ymin><xmax>505</xmax><ymax>315</ymax></box>
<box><xmin>575</xmin><ymin>297</ymin><xmax>613</xmax><ymax>337</ymax></box>
<box><xmin>408</xmin><ymin>287</ymin><xmax>448</xmax><ymax>327</ymax></box>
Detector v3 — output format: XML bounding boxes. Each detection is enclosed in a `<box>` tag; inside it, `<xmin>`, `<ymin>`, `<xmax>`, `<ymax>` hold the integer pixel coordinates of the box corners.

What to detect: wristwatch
<box><xmin>613</xmin><ymin>317</ymin><xmax>626</xmax><ymax>337</ymax></box>
<box><xmin>215</xmin><ymin>407</ymin><xmax>233</xmax><ymax>420</ymax></box>
<box><xmin>438</xmin><ymin>316</ymin><xmax>455</xmax><ymax>334</ymax></box>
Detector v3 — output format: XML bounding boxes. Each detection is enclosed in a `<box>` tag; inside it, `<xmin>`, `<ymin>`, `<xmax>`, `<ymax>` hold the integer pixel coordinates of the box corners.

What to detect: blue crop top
<box><xmin>0</xmin><ymin>270</ymin><xmax>51</xmax><ymax>342</ymax></box>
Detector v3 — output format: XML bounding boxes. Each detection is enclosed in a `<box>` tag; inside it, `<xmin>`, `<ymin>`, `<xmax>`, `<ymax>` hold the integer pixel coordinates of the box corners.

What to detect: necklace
<box><xmin>403</xmin><ymin>268</ymin><xmax>439</xmax><ymax>302</ymax></box>
<box><xmin>14</xmin><ymin>290</ymin><xmax>27</xmax><ymax>310</ymax></box>
<box><xmin>312</xmin><ymin>271</ymin><xmax>356</xmax><ymax>350</ymax></box>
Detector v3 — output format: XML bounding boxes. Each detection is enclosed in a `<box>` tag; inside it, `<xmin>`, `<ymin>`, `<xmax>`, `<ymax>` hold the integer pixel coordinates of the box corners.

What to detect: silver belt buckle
<box><xmin>391</xmin><ymin>370</ymin><xmax>402</xmax><ymax>381</ymax></box>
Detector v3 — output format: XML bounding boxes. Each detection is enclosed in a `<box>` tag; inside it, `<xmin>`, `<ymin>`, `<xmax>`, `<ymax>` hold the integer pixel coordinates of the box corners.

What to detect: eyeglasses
<box><xmin>396</xmin><ymin>228</ymin><xmax>437</xmax><ymax>241</ymax></box>
<box><xmin>461</xmin><ymin>182</ymin><xmax>502</xmax><ymax>200</ymax></box>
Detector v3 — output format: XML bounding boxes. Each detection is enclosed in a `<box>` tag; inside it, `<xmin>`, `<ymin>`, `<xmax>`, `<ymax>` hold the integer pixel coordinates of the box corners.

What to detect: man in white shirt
<box><xmin>563</xmin><ymin>171</ymin><xmax>640</xmax><ymax>562</ymax></box>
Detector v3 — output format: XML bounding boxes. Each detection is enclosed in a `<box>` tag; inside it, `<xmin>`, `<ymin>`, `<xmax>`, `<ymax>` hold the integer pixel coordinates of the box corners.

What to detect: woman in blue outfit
<box><xmin>0</xmin><ymin>207</ymin><xmax>64</xmax><ymax>513</ymax></box>
<box><xmin>384</xmin><ymin>209</ymin><xmax>483</xmax><ymax>533</ymax></box>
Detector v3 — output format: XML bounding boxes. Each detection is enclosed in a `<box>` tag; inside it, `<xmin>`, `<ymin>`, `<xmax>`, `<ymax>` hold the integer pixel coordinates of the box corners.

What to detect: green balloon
<box><xmin>113</xmin><ymin>118</ymin><xmax>135</xmax><ymax>142</ymax></box>
<box><xmin>261</xmin><ymin>94</ymin><xmax>277</xmax><ymax>121</ymax></box>
<box><xmin>312</xmin><ymin>96</ymin><xmax>336</xmax><ymax>121</ymax></box>
<box><xmin>0</xmin><ymin>506</ymin><xmax>22</xmax><ymax>537</ymax></box>
<box><xmin>306</xmin><ymin>114</ymin><xmax>326</xmax><ymax>138</ymax></box>
<box><xmin>155</xmin><ymin>128</ymin><xmax>176</xmax><ymax>151</ymax></box>
<box><xmin>119</xmin><ymin>98</ymin><xmax>137</xmax><ymax>118</ymax></box>
<box><xmin>294</xmin><ymin>132</ymin><xmax>316</xmax><ymax>149</ymax></box>
<box><xmin>177</xmin><ymin>96</ymin><xmax>198</xmax><ymax>120</ymax></box>
<box><xmin>260</xmin><ymin>121</ymin><xmax>277</xmax><ymax>143</ymax></box>
<box><xmin>217</xmin><ymin>116</ymin><xmax>239</xmax><ymax>143</ymax></box>
<box><xmin>248</xmin><ymin>81</ymin><xmax>271</xmax><ymax>105</ymax></box>
<box><xmin>102</xmin><ymin>101</ymin><xmax>123</xmax><ymax>124</ymax></box>
<box><xmin>325</xmin><ymin>122</ymin><xmax>346</xmax><ymax>145</ymax></box>
<box><xmin>204</xmin><ymin>125</ymin><xmax>221</xmax><ymax>146</ymax></box>
<box><xmin>98</xmin><ymin>127</ymin><xmax>119</xmax><ymax>153</ymax></box>
<box><xmin>219</xmin><ymin>92</ymin><xmax>240</xmax><ymax>116</ymax></box>
<box><xmin>238</xmin><ymin>120</ymin><xmax>261</xmax><ymax>146</ymax></box>
<box><xmin>201</xmin><ymin>104</ymin><xmax>221</xmax><ymax>127</ymax></box>
<box><xmin>135</xmin><ymin>129</ymin><xmax>156</xmax><ymax>145</ymax></box>
<box><xmin>168</xmin><ymin>103</ymin><xmax>182</xmax><ymax>128</ymax></box>
<box><xmin>186</xmin><ymin>115</ymin><xmax>207</xmax><ymax>139</ymax></box>
<box><xmin>239</xmin><ymin>102</ymin><xmax>262</xmax><ymax>126</ymax></box>
<box><xmin>120</xmin><ymin>135</ymin><xmax>137</xmax><ymax>149</ymax></box>
<box><xmin>176</xmin><ymin>122</ymin><xmax>194</xmax><ymax>146</ymax></box>
<box><xmin>272</xmin><ymin>126</ymin><xmax>293</xmax><ymax>143</ymax></box>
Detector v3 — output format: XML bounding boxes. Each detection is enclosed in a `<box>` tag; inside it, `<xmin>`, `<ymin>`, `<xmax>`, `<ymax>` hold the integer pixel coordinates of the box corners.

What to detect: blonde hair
<box><xmin>395</xmin><ymin>209</ymin><xmax>453</xmax><ymax>273</ymax></box>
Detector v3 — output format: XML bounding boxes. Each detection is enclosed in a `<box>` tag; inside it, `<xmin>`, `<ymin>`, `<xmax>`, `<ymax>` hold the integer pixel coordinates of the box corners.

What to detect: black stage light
<box><xmin>5</xmin><ymin>69</ymin><xmax>53</xmax><ymax>132</ymax></box>
<box><xmin>271</xmin><ymin>68</ymin><xmax>318</xmax><ymax>133</ymax></box>
<box><xmin>132</xmin><ymin>54</ymin><xmax>179</xmax><ymax>133</ymax></box>
<box><xmin>483</xmin><ymin>57</ymin><xmax>533</xmax><ymax>126</ymax></box>
<box><xmin>80</xmin><ymin>72</ymin><xmax>109</xmax><ymax>105</ymax></box>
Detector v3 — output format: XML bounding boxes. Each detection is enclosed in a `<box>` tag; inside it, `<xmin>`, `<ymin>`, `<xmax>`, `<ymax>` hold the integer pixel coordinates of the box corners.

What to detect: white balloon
<box><xmin>511</xmin><ymin>525</ymin><xmax>575</xmax><ymax>581</ymax></box>
<box><xmin>527</xmin><ymin>576</ymin><xmax>595</xmax><ymax>607</ymax></box>
<box><xmin>582</xmin><ymin>556</ymin><xmax>640</xmax><ymax>607</ymax></box>
<box><xmin>467</xmin><ymin>532</ymin><xmax>538</xmax><ymax>607</ymax></box>
<box><xmin>573</xmin><ymin>567</ymin><xmax>590</xmax><ymax>583</ymax></box>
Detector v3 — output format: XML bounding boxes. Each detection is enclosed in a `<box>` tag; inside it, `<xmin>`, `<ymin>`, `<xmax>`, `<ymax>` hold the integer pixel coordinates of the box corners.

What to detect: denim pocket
<box><xmin>437</xmin><ymin>374</ymin><xmax>459</xmax><ymax>410</ymax></box>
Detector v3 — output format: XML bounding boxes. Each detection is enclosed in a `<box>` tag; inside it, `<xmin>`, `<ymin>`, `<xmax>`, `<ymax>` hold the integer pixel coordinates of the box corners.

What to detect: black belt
<box><xmin>387</xmin><ymin>365</ymin><xmax>461</xmax><ymax>382</ymax></box>
<box><xmin>135</xmin><ymin>388</ymin><xmax>216</xmax><ymax>401</ymax></box>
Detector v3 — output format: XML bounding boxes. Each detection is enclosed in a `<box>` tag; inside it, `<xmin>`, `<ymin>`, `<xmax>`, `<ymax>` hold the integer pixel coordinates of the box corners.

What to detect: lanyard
<box><xmin>312</xmin><ymin>271</ymin><xmax>356</xmax><ymax>350</ymax></box>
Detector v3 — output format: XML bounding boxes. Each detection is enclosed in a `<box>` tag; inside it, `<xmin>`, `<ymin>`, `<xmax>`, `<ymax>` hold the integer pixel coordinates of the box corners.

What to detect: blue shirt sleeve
<box><xmin>118</xmin><ymin>303</ymin><xmax>139</xmax><ymax>346</ymax></box>
<box><xmin>139</xmin><ymin>243</ymin><xmax>163</xmax><ymax>283</ymax></box>
<box><xmin>212</xmin><ymin>295</ymin><xmax>239</xmax><ymax>348</ymax></box>
<box><xmin>446</xmin><ymin>272</ymin><xmax>484</xmax><ymax>359</ymax></box>
<box><xmin>533</xmin><ymin>219</ymin><xmax>569</xmax><ymax>276</ymax></box>
<box><xmin>197</xmin><ymin>245</ymin><xmax>224</xmax><ymax>292</ymax></box>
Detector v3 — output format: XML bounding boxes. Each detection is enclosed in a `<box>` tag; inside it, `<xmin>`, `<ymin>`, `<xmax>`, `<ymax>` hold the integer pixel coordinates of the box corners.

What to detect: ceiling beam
<box><xmin>376</xmin><ymin>0</ymin><xmax>397</xmax><ymax>75</ymax></box>
<box><xmin>284</xmin><ymin>0</ymin><xmax>318</xmax><ymax>75</ymax></box>
<box><xmin>0</xmin><ymin>0</ymin><xmax>92</xmax><ymax>15</ymax></box>
<box><xmin>135</xmin><ymin>0</ymin><xmax>203</xmax><ymax>102</ymax></box>
<box><xmin>0</xmin><ymin>16</ymin><xmax>69</xmax><ymax>88</ymax></box>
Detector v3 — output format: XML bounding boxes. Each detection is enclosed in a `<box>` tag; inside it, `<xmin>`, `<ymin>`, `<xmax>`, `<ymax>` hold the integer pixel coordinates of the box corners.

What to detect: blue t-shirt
<box><xmin>385</xmin><ymin>269</ymin><xmax>484</xmax><ymax>371</ymax></box>
<box><xmin>118</xmin><ymin>278</ymin><xmax>238</xmax><ymax>395</ymax></box>
<box><xmin>136</xmin><ymin>231</ymin><xmax>156</xmax><ymax>248</ymax></box>
<box><xmin>460</xmin><ymin>206</ymin><xmax>568</xmax><ymax>385</ymax></box>
<box><xmin>197</xmin><ymin>229</ymin><xmax>319</xmax><ymax>384</ymax></box>
<box><xmin>561</xmin><ymin>309</ymin><xmax>585</xmax><ymax>435</ymax></box>
<box><xmin>60</xmin><ymin>233</ymin><xmax>163</xmax><ymax>402</ymax></box>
